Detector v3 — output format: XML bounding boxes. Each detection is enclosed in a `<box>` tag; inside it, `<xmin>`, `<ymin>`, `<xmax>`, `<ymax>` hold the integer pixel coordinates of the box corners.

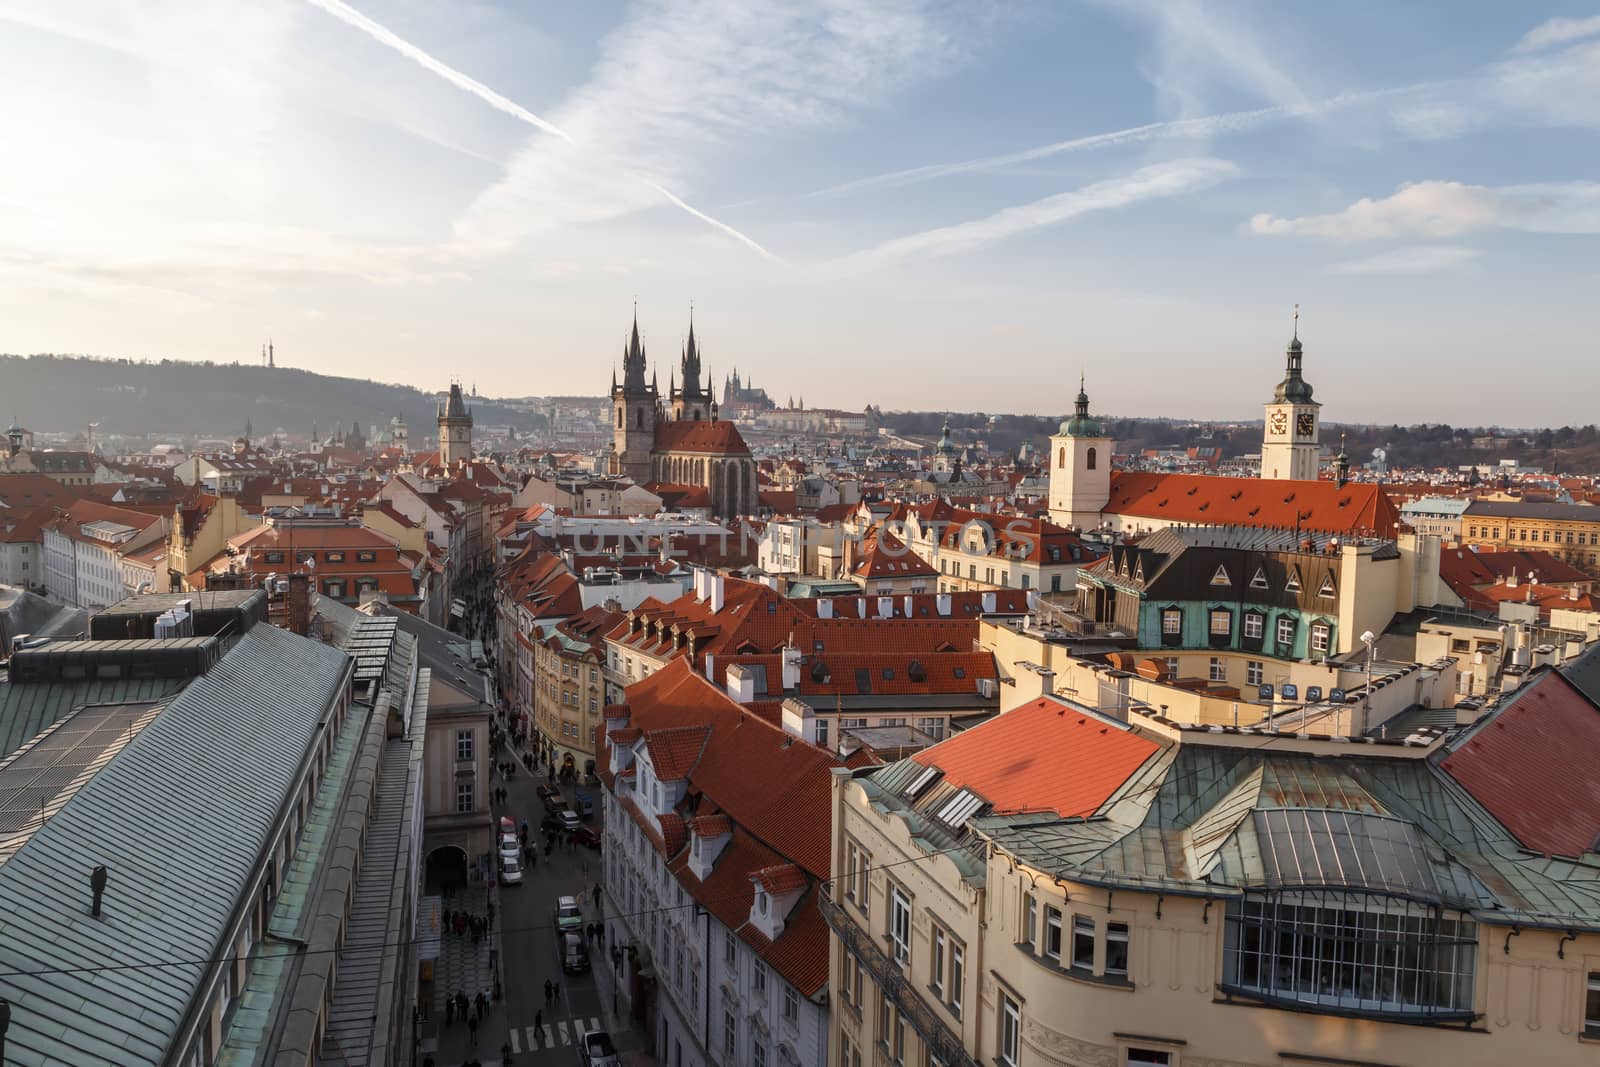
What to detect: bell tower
<box><xmin>1048</xmin><ymin>377</ymin><xmax>1113</xmax><ymax>530</ymax></box>
<box><xmin>1261</xmin><ymin>306</ymin><xmax>1321</xmax><ymax>481</ymax></box>
<box><xmin>609</xmin><ymin>309</ymin><xmax>658</xmax><ymax>483</ymax></box>
<box><xmin>438</xmin><ymin>382</ymin><xmax>472</xmax><ymax>466</ymax></box>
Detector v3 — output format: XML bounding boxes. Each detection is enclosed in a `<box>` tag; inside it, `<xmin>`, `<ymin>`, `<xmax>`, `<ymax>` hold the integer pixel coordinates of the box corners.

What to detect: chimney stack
<box><xmin>90</xmin><ymin>865</ymin><xmax>108</xmax><ymax>918</ymax></box>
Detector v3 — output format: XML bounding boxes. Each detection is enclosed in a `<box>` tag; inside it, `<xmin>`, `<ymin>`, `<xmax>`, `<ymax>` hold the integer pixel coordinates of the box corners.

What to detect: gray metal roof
<box><xmin>0</xmin><ymin>624</ymin><xmax>351</xmax><ymax>1067</ymax></box>
<box><xmin>0</xmin><ymin>673</ymin><xmax>188</xmax><ymax>760</ymax></box>
<box><xmin>1463</xmin><ymin>499</ymin><xmax>1600</xmax><ymax>522</ymax></box>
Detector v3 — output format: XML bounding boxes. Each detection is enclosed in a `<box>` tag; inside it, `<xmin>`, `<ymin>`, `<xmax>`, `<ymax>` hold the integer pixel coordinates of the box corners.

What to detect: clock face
<box><xmin>1296</xmin><ymin>412</ymin><xmax>1316</xmax><ymax>437</ymax></box>
<box><xmin>1269</xmin><ymin>411</ymin><xmax>1289</xmax><ymax>436</ymax></box>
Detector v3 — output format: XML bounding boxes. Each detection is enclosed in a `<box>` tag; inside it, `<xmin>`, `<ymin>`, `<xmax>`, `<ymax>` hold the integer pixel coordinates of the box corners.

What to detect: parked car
<box><xmin>579</xmin><ymin>1028</ymin><xmax>621</xmax><ymax>1067</ymax></box>
<box><xmin>498</xmin><ymin>835</ymin><xmax>520</xmax><ymax>865</ymax></box>
<box><xmin>559</xmin><ymin>930</ymin><xmax>589</xmax><ymax>973</ymax></box>
<box><xmin>500</xmin><ymin>854</ymin><xmax>524</xmax><ymax>886</ymax></box>
<box><xmin>536</xmin><ymin>784</ymin><xmax>562</xmax><ymax>810</ymax></box>
<box><xmin>555</xmin><ymin>894</ymin><xmax>583</xmax><ymax>933</ymax></box>
<box><xmin>572</xmin><ymin>825</ymin><xmax>602</xmax><ymax>850</ymax></box>
<box><xmin>541</xmin><ymin>807</ymin><xmax>583</xmax><ymax>834</ymax></box>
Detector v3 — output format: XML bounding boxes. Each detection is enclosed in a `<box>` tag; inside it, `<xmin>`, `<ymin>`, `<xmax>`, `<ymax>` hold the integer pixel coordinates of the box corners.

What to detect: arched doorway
<box><xmin>425</xmin><ymin>845</ymin><xmax>468</xmax><ymax>894</ymax></box>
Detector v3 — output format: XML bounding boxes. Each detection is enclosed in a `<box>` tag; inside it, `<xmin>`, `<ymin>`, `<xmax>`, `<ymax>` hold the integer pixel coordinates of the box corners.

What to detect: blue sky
<box><xmin>1</xmin><ymin>1</ymin><xmax>1596</xmax><ymax>426</ymax></box>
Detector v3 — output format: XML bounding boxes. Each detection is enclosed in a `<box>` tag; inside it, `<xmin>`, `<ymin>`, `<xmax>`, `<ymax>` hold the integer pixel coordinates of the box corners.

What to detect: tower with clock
<box><xmin>1260</xmin><ymin>307</ymin><xmax>1320</xmax><ymax>481</ymax></box>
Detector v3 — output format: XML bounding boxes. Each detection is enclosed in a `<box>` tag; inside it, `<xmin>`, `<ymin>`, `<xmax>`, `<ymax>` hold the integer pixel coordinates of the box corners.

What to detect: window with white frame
<box><xmin>1276</xmin><ymin>615</ymin><xmax>1296</xmax><ymax>647</ymax></box>
<box><xmin>1243</xmin><ymin>612</ymin><xmax>1264</xmax><ymax>639</ymax></box>
<box><xmin>847</xmin><ymin>840</ymin><xmax>870</xmax><ymax>912</ymax></box>
<box><xmin>455</xmin><ymin>729</ymin><xmax>474</xmax><ymax>762</ymax></box>
<box><xmin>1209</xmin><ymin>609</ymin><xmax>1231</xmax><ymax>637</ymax></box>
<box><xmin>724</xmin><ymin>929</ymin><xmax>737</xmax><ymax>965</ymax></box>
<box><xmin>1161</xmin><ymin>608</ymin><xmax>1182</xmax><ymax>635</ymax></box>
<box><xmin>1044</xmin><ymin>905</ymin><xmax>1063</xmax><ymax>962</ymax></box>
<box><xmin>1209</xmin><ymin>657</ymin><xmax>1227</xmax><ymax>682</ymax></box>
<box><xmin>999</xmin><ymin>993</ymin><xmax>1021</xmax><ymax>1066</ymax></box>
<box><xmin>455</xmin><ymin>781</ymin><xmax>473</xmax><ymax>813</ymax></box>
<box><xmin>1310</xmin><ymin>622</ymin><xmax>1331</xmax><ymax>655</ymax></box>
<box><xmin>1071</xmin><ymin>915</ymin><xmax>1095</xmax><ymax>970</ymax></box>
<box><xmin>950</xmin><ymin>942</ymin><xmax>964</xmax><ymax>1017</ymax></box>
<box><xmin>1020</xmin><ymin>892</ymin><xmax>1035</xmax><ymax>948</ymax></box>
<box><xmin>1106</xmin><ymin>921</ymin><xmax>1130</xmax><ymax>976</ymax></box>
<box><xmin>724</xmin><ymin>1011</ymin><xmax>736</xmax><ymax>1057</ymax></box>
<box><xmin>890</xmin><ymin>885</ymin><xmax>912</xmax><ymax>965</ymax></box>
<box><xmin>753</xmin><ymin>1039</ymin><xmax>767</xmax><ymax>1067</ymax></box>
<box><xmin>782</xmin><ymin>985</ymin><xmax>799</xmax><ymax>1023</ymax></box>
<box><xmin>1247</xmin><ymin>660</ymin><xmax>1264</xmax><ymax>686</ymax></box>
<box><xmin>754</xmin><ymin>960</ymin><xmax>767</xmax><ymax>995</ymax></box>
<box><xmin>930</xmin><ymin>925</ymin><xmax>946</xmax><ymax>997</ymax></box>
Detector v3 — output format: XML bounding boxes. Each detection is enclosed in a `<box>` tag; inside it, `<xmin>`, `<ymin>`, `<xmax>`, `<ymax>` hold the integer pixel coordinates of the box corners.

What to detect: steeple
<box><xmin>680</xmin><ymin>310</ymin><xmax>703</xmax><ymax>400</ymax></box>
<box><xmin>622</xmin><ymin>306</ymin><xmax>648</xmax><ymax>391</ymax></box>
<box><xmin>1335</xmin><ymin>432</ymin><xmax>1351</xmax><ymax>488</ymax></box>
<box><xmin>1061</xmin><ymin>374</ymin><xmax>1104</xmax><ymax>437</ymax></box>
<box><xmin>1273</xmin><ymin>304</ymin><xmax>1314</xmax><ymax>403</ymax></box>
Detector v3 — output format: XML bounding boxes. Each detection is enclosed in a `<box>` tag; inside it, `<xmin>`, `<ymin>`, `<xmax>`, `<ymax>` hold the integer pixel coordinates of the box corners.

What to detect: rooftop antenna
<box><xmin>1292</xmin><ymin>303</ymin><xmax>1299</xmax><ymax>341</ymax></box>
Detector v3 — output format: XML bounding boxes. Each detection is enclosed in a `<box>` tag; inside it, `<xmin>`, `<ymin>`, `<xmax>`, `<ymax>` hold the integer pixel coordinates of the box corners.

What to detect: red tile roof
<box><xmin>912</xmin><ymin>697</ymin><xmax>1161</xmax><ymax>817</ymax></box>
<box><xmin>1104</xmin><ymin>472</ymin><xmax>1401</xmax><ymax>537</ymax></box>
<box><xmin>1441</xmin><ymin>671</ymin><xmax>1600</xmax><ymax>858</ymax></box>
<box><xmin>720</xmin><ymin>650</ymin><xmax>996</xmax><ymax>699</ymax></box>
<box><xmin>652</xmin><ymin>419</ymin><xmax>751</xmax><ymax>456</ymax></box>
<box><xmin>688</xmin><ymin>814</ymin><xmax>731</xmax><ymax>836</ymax></box>
<box><xmin>644</xmin><ymin>725</ymin><xmax>711</xmax><ymax>781</ymax></box>
<box><xmin>853</xmin><ymin>528</ymin><xmax>937</xmax><ymax>579</ymax></box>
<box><xmin>753</xmin><ymin>863</ymin><xmax>808</xmax><ymax>895</ymax></box>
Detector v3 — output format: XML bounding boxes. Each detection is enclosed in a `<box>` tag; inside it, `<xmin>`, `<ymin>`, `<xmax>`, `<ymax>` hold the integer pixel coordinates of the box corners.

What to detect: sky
<box><xmin>0</xmin><ymin>1</ymin><xmax>1597</xmax><ymax>426</ymax></box>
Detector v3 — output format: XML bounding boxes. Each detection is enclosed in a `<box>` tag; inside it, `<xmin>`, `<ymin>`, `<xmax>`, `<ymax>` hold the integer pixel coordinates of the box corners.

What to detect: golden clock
<box><xmin>1296</xmin><ymin>412</ymin><xmax>1315</xmax><ymax>436</ymax></box>
<box><xmin>1269</xmin><ymin>411</ymin><xmax>1289</xmax><ymax>435</ymax></box>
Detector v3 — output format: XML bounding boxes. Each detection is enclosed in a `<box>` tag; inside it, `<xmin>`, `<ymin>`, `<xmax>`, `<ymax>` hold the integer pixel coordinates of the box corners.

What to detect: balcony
<box><xmin>818</xmin><ymin>889</ymin><xmax>977</xmax><ymax>1067</ymax></box>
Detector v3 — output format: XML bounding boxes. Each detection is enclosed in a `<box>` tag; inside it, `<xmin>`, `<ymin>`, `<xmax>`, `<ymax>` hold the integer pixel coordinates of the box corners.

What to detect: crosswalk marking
<box><xmin>508</xmin><ymin>1018</ymin><xmax>603</xmax><ymax>1052</ymax></box>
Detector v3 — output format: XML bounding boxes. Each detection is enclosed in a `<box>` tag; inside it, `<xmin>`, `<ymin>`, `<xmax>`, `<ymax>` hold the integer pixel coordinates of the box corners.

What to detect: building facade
<box><xmin>438</xmin><ymin>382</ymin><xmax>474</xmax><ymax>467</ymax></box>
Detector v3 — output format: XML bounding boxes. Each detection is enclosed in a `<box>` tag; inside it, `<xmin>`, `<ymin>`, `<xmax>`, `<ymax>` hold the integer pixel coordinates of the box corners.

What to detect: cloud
<box><xmin>802</xmin><ymin>25</ymin><xmax>1600</xmax><ymax>203</ymax></box>
<box><xmin>452</xmin><ymin>0</ymin><xmax>969</xmax><ymax>258</ymax></box>
<box><xmin>1251</xmin><ymin>180</ymin><xmax>1600</xmax><ymax>240</ymax></box>
<box><xmin>1327</xmin><ymin>245</ymin><xmax>1482</xmax><ymax>275</ymax></box>
<box><xmin>304</xmin><ymin>0</ymin><xmax>777</xmax><ymax>260</ymax></box>
<box><xmin>837</xmin><ymin>157</ymin><xmax>1238</xmax><ymax>267</ymax></box>
<box><xmin>1513</xmin><ymin>15</ymin><xmax>1600</xmax><ymax>54</ymax></box>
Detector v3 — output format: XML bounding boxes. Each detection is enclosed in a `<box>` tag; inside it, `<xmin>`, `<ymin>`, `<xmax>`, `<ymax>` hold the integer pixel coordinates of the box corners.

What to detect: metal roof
<box><xmin>0</xmin><ymin>624</ymin><xmax>351</xmax><ymax>1067</ymax></box>
<box><xmin>0</xmin><ymin>673</ymin><xmax>188</xmax><ymax>760</ymax></box>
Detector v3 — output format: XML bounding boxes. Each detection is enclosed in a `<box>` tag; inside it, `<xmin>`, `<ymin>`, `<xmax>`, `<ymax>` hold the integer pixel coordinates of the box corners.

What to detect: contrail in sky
<box><xmin>303</xmin><ymin>0</ymin><xmax>776</xmax><ymax>260</ymax></box>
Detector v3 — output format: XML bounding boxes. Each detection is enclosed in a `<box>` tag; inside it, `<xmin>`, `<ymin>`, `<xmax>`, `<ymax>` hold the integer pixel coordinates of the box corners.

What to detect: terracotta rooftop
<box><xmin>1441</xmin><ymin>670</ymin><xmax>1600</xmax><ymax>859</ymax></box>
<box><xmin>652</xmin><ymin>419</ymin><xmax>751</xmax><ymax>456</ymax></box>
<box><xmin>1104</xmin><ymin>471</ymin><xmax>1401</xmax><ymax>537</ymax></box>
<box><xmin>912</xmin><ymin>697</ymin><xmax>1161</xmax><ymax>817</ymax></box>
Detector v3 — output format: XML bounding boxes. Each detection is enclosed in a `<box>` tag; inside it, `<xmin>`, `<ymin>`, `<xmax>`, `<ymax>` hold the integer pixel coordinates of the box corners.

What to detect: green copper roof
<box><xmin>1059</xmin><ymin>379</ymin><xmax>1104</xmax><ymax>437</ymax></box>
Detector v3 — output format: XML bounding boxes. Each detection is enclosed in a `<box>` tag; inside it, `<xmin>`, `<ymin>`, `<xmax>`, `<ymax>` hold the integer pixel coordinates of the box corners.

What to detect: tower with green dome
<box><xmin>1261</xmin><ymin>306</ymin><xmax>1321</xmax><ymax>481</ymax></box>
<box><xmin>1048</xmin><ymin>375</ymin><xmax>1112</xmax><ymax>531</ymax></box>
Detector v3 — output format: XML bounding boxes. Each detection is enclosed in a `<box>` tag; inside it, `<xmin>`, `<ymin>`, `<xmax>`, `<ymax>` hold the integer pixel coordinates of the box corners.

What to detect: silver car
<box><xmin>579</xmin><ymin>1028</ymin><xmax>621</xmax><ymax>1066</ymax></box>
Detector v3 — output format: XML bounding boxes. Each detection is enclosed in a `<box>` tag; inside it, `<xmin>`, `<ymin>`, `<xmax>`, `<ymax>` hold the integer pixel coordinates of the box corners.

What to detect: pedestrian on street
<box><xmin>467</xmin><ymin>1015</ymin><xmax>478</xmax><ymax>1046</ymax></box>
<box><xmin>502</xmin><ymin>1041</ymin><xmax>514</xmax><ymax>1064</ymax></box>
<box><xmin>445</xmin><ymin>996</ymin><xmax>454</xmax><ymax>1025</ymax></box>
<box><xmin>543</xmin><ymin>979</ymin><xmax>552</xmax><ymax>1005</ymax></box>
<box><xmin>593</xmin><ymin>883</ymin><xmax>602</xmax><ymax>909</ymax></box>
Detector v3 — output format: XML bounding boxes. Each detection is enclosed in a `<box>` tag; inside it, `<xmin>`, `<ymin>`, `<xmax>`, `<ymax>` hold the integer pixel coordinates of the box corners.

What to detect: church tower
<box><xmin>609</xmin><ymin>310</ymin><xmax>658</xmax><ymax>482</ymax></box>
<box><xmin>438</xmin><ymin>382</ymin><xmax>473</xmax><ymax>466</ymax></box>
<box><xmin>670</xmin><ymin>313</ymin><xmax>712</xmax><ymax>422</ymax></box>
<box><xmin>1260</xmin><ymin>308</ymin><xmax>1321</xmax><ymax>481</ymax></box>
<box><xmin>1048</xmin><ymin>377</ymin><xmax>1113</xmax><ymax>530</ymax></box>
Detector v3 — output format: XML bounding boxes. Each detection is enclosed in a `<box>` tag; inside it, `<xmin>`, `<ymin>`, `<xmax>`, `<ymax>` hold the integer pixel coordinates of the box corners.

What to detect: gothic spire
<box><xmin>621</xmin><ymin>306</ymin><xmax>648</xmax><ymax>391</ymax></box>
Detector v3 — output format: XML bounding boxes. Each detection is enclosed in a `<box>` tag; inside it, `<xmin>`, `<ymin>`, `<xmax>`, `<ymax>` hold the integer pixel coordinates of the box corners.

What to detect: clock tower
<box><xmin>1260</xmin><ymin>308</ymin><xmax>1320</xmax><ymax>482</ymax></box>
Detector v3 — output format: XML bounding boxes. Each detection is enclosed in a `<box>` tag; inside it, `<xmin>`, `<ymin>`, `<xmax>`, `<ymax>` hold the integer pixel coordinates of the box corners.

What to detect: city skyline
<box><xmin>1</xmin><ymin>2</ymin><xmax>1597</xmax><ymax>424</ymax></box>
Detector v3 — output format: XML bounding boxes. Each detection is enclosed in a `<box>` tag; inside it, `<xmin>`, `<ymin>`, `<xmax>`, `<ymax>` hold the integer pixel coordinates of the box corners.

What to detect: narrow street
<box><xmin>489</xmin><ymin>751</ymin><xmax>647</xmax><ymax>1066</ymax></box>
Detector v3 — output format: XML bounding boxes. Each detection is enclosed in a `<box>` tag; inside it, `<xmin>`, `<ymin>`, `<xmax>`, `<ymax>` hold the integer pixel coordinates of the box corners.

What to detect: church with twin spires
<box><xmin>607</xmin><ymin>310</ymin><xmax>757</xmax><ymax>519</ymax></box>
<box><xmin>1048</xmin><ymin>317</ymin><xmax>1387</xmax><ymax>538</ymax></box>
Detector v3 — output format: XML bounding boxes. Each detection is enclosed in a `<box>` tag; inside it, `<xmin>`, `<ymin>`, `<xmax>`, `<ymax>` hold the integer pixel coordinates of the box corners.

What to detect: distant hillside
<box><xmin>0</xmin><ymin>354</ymin><xmax>545</xmax><ymax>440</ymax></box>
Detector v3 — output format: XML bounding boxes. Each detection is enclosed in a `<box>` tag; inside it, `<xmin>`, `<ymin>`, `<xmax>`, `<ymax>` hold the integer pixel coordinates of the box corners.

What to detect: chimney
<box><xmin>725</xmin><ymin>663</ymin><xmax>756</xmax><ymax>704</ymax></box>
<box><xmin>781</xmin><ymin>644</ymin><xmax>803</xmax><ymax>690</ymax></box>
<box><xmin>877</xmin><ymin>596</ymin><xmax>894</xmax><ymax>619</ymax></box>
<box><xmin>817</xmin><ymin>597</ymin><xmax>833</xmax><ymax>620</ymax></box>
<box><xmin>710</xmin><ymin>573</ymin><xmax>726</xmax><ymax>613</ymax></box>
<box><xmin>936</xmin><ymin>593</ymin><xmax>952</xmax><ymax>616</ymax></box>
<box><xmin>285</xmin><ymin>573</ymin><xmax>312</xmax><ymax>636</ymax></box>
<box><xmin>1506</xmin><ymin>570</ymin><xmax>1518</xmax><ymax>588</ymax></box>
<box><xmin>1038</xmin><ymin>667</ymin><xmax>1055</xmax><ymax>697</ymax></box>
<box><xmin>90</xmin><ymin>864</ymin><xmax>108</xmax><ymax>918</ymax></box>
<box><xmin>981</xmin><ymin>591</ymin><xmax>997</xmax><ymax>614</ymax></box>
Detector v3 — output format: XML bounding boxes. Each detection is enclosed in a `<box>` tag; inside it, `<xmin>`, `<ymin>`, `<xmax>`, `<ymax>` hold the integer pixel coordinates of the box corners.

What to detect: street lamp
<box><xmin>1360</xmin><ymin>630</ymin><xmax>1377</xmax><ymax>735</ymax></box>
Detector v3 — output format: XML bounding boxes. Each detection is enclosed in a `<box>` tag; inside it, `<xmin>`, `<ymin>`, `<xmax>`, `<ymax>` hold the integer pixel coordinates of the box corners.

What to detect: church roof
<box><xmin>1103</xmin><ymin>472</ymin><xmax>1400</xmax><ymax>537</ymax></box>
<box><xmin>653</xmin><ymin>420</ymin><xmax>751</xmax><ymax>456</ymax></box>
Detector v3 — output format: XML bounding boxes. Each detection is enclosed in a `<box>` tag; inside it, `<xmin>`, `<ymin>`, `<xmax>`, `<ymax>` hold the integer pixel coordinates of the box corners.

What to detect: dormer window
<box><xmin>756</xmin><ymin>889</ymin><xmax>770</xmax><ymax>917</ymax></box>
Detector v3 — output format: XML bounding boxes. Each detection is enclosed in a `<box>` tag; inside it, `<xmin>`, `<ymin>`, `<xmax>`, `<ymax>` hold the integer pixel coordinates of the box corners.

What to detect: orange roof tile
<box><xmin>912</xmin><ymin>697</ymin><xmax>1160</xmax><ymax>817</ymax></box>
<box><xmin>1105</xmin><ymin>471</ymin><xmax>1400</xmax><ymax>537</ymax></box>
